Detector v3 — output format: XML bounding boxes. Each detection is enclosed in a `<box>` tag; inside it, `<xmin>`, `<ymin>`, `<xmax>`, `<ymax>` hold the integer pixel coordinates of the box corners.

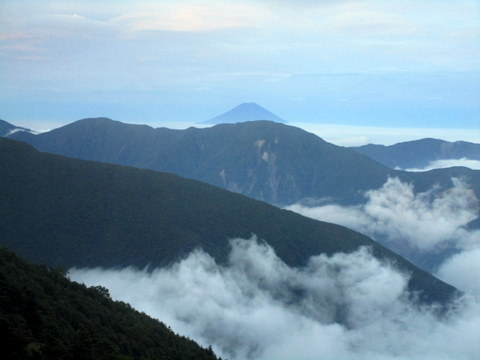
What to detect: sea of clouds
<box><xmin>287</xmin><ymin>177</ymin><xmax>480</xmax><ymax>295</ymax></box>
<box><xmin>70</xmin><ymin>177</ymin><xmax>480</xmax><ymax>360</ymax></box>
<box><xmin>71</xmin><ymin>238</ymin><xmax>480</xmax><ymax>360</ymax></box>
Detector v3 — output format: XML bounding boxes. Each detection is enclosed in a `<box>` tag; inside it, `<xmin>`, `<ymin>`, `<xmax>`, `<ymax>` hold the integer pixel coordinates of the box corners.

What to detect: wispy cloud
<box><xmin>402</xmin><ymin>158</ymin><xmax>480</xmax><ymax>171</ymax></box>
<box><xmin>0</xmin><ymin>0</ymin><xmax>478</xmax><ymax>126</ymax></box>
<box><xmin>325</xmin><ymin>9</ymin><xmax>418</xmax><ymax>36</ymax></box>
<box><xmin>0</xmin><ymin>31</ymin><xmax>34</xmax><ymax>41</ymax></box>
<box><xmin>110</xmin><ymin>2</ymin><xmax>273</xmax><ymax>33</ymax></box>
<box><xmin>1</xmin><ymin>44</ymin><xmax>40</xmax><ymax>52</ymax></box>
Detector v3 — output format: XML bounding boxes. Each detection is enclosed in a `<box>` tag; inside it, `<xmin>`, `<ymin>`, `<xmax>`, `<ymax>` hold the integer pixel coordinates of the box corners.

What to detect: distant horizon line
<box><xmin>3</xmin><ymin>116</ymin><xmax>480</xmax><ymax>147</ymax></box>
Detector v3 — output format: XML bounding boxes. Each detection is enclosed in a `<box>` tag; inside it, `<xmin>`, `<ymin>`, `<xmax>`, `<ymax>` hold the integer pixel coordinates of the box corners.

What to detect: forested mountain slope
<box><xmin>0</xmin><ymin>247</ymin><xmax>222</xmax><ymax>360</ymax></box>
<box><xmin>0</xmin><ymin>138</ymin><xmax>458</xmax><ymax>305</ymax></box>
<box><xmin>9</xmin><ymin>118</ymin><xmax>479</xmax><ymax>206</ymax></box>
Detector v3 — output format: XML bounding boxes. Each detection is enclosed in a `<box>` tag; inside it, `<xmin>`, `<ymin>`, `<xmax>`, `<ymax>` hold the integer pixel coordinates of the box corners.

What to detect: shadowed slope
<box><xmin>0</xmin><ymin>138</ymin><xmax>458</xmax><ymax>305</ymax></box>
<box><xmin>0</xmin><ymin>247</ymin><xmax>222</xmax><ymax>360</ymax></box>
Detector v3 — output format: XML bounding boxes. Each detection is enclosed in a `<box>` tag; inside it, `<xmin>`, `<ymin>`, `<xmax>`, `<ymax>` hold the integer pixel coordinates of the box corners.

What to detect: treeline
<box><xmin>0</xmin><ymin>247</ymin><xmax>222</xmax><ymax>360</ymax></box>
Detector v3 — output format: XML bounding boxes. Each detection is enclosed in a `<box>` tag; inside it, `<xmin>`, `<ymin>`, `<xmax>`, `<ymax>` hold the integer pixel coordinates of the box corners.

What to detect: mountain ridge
<box><xmin>352</xmin><ymin>138</ymin><xmax>480</xmax><ymax>169</ymax></box>
<box><xmin>0</xmin><ymin>137</ymin><xmax>459</xmax><ymax>305</ymax></box>
<box><xmin>7</xmin><ymin>117</ymin><xmax>480</xmax><ymax>208</ymax></box>
<box><xmin>6</xmin><ymin>118</ymin><xmax>391</xmax><ymax>205</ymax></box>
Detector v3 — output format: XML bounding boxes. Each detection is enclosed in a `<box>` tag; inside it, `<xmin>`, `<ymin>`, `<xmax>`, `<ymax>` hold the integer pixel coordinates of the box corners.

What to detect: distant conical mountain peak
<box><xmin>203</xmin><ymin>102</ymin><xmax>287</xmax><ymax>124</ymax></box>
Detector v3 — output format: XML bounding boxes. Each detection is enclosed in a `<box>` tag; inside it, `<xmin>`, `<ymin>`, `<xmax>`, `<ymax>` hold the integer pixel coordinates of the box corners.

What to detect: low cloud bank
<box><xmin>402</xmin><ymin>158</ymin><xmax>480</xmax><ymax>172</ymax></box>
<box><xmin>71</xmin><ymin>238</ymin><xmax>480</xmax><ymax>360</ymax></box>
<box><xmin>286</xmin><ymin>177</ymin><xmax>480</xmax><ymax>296</ymax></box>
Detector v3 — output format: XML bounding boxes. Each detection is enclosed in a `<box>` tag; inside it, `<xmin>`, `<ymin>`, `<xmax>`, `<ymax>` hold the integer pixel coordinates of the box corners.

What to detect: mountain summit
<box><xmin>203</xmin><ymin>102</ymin><xmax>287</xmax><ymax>124</ymax></box>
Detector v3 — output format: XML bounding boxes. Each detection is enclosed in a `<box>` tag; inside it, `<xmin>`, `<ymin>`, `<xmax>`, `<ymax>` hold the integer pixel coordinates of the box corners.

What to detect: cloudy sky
<box><xmin>1</xmin><ymin>0</ymin><xmax>479</xmax><ymax>141</ymax></box>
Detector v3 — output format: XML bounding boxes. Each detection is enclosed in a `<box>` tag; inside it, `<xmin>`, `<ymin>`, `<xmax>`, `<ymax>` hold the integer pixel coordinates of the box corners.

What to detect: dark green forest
<box><xmin>0</xmin><ymin>247</ymin><xmax>222</xmax><ymax>360</ymax></box>
<box><xmin>0</xmin><ymin>138</ymin><xmax>458</xmax><ymax>305</ymax></box>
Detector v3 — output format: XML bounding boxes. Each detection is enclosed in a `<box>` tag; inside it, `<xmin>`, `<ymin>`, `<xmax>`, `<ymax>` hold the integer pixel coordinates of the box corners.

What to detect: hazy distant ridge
<box><xmin>353</xmin><ymin>138</ymin><xmax>480</xmax><ymax>169</ymax></box>
<box><xmin>202</xmin><ymin>102</ymin><xmax>287</xmax><ymax>124</ymax></box>
<box><xmin>8</xmin><ymin>117</ymin><xmax>480</xmax><ymax>208</ymax></box>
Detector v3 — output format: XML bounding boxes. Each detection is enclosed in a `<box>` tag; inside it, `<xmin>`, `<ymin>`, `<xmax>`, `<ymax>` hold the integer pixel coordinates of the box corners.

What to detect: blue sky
<box><xmin>1</xmin><ymin>0</ymin><xmax>479</xmax><ymax>140</ymax></box>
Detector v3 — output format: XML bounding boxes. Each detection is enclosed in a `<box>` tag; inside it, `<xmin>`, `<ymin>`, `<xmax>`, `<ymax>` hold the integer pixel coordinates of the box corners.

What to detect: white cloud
<box><xmin>110</xmin><ymin>2</ymin><xmax>273</xmax><ymax>33</ymax></box>
<box><xmin>287</xmin><ymin>177</ymin><xmax>479</xmax><ymax>254</ymax></box>
<box><xmin>403</xmin><ymin>158</ymin><xmax>480</xmax><ymax>171</ymax></box>
<box><xmin>286</xmin><ymin>177</ymin><xmax>480</xmax><ymax>296</ymax></box>
<box><xmin>437</xmin><ymin>248</ymin><xmax>480</xmax><ymax>296</ymax></box>
<box><xmin>71</xmin><ymin>237</ymin><xmax>480</xmax><ymax>360</ymax></box>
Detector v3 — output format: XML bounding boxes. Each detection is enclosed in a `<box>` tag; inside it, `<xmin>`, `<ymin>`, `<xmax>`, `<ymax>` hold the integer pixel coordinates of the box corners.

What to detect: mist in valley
<box><xmin>71</xmin><ymin>236</ymin><xmax>480</xmax><ymax>360</ymax></box>
<box><xmin>70</xmin><ymin>176</ymin><xmax>480</xmax><ymax>360</ymax></box>
<box><xmin>287</xmin><ymin>177</ymin><xmax>480</xmax><ymax>296</ymax></box>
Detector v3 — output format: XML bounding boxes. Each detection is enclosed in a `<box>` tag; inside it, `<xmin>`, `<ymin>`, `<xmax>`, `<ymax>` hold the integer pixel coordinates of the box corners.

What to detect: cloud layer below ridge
<box><xmin>286</xmin><ymin>177</ymin><xmax>480</xmax><ymax>296</ymax></box>
<box><xmin>71</xmin><ymin>238</ymin><xmax>480</xmax><ymax>360</ymax></box>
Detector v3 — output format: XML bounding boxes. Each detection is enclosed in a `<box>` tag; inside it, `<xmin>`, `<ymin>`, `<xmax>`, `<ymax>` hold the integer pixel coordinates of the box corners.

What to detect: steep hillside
<box><xmin>0</xmin><ymin>247</ymin><xmax>221</xmax><ymax>360</ymax></box>
<box><xmin>7</xmin><ymin>118</ymin><xmax>392</xmax><ymax>205</ymax></box>
<box><xmin>353</xmin><ymin>138</ymin><xmax>480</xmax><ymax>169</ymax></box>
<box><xmin>0</xmin><ymin>138</ymin><xmax>459</xmax><ymax>305</ymax></box>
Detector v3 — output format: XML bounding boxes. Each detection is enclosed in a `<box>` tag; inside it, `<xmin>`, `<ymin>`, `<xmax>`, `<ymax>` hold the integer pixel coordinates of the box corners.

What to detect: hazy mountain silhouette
<box><xmin>353</xmin><ymin>138</ymin><xmax>480</xmax><ymax>169</ymax></box>
<box><xmin>8</xmin><ymin>118</ymin><xmax>480</xmax><ymax>207</ymax></box>
<box><xmin>202</xmin><ymin>103</ymin><xmax>286</xmax><ymax>124</ymax></box>
<box><xmin>0</xmin><ymin>137</ymin><xmax>459</xmax><ymax>305</ymax></box>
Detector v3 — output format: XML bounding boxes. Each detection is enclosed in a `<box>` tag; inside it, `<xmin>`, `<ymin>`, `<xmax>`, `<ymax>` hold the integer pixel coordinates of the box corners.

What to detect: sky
<box><xmin>1</xmin><ymin>0</ymin><xmax>479</xmax><ymax>143</ymax></box>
